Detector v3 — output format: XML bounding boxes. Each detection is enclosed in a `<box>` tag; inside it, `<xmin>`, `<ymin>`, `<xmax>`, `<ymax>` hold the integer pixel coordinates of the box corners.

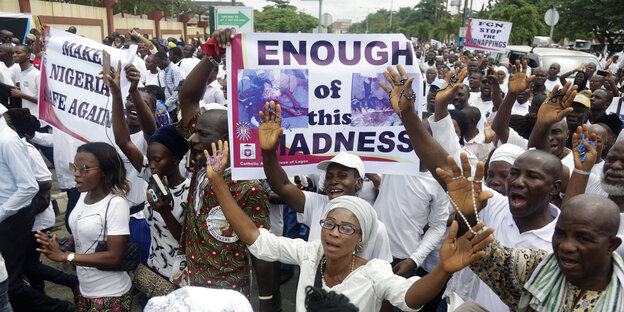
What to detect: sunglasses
<box><xmin>320</xmin><ymin>219</ymin><xmax>362</xmax><ymax>235</ymax></box>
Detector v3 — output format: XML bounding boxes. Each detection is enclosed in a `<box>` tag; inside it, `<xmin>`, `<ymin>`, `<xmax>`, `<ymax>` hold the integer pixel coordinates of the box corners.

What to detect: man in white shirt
<box><xmin>202</xmin><ymin>66</ymin><xmax>226</xmax><ymax>105</ymax></box>
<box><xmin>0</xmin><ymin>112</ymin><xmax>74</xmax><ymax>311</ymax></box>
<box><xmin>10</xmin><ymin>45</ymin><xmax>40</xmax><ymax>118</ymax></box>
<box><xmin>393</xmin><ymin>65</ymin><xmax>565</xmax><ymax>311</ymax></box>
<box><xmin>178</xmin><ymin>45</ymin><xmax>201</xmax><ymax>78</ymax></box>
<box><xmin>544</xmin><ymin>62</ymin><xmax>561</xmax><ymax>91</ymax></box>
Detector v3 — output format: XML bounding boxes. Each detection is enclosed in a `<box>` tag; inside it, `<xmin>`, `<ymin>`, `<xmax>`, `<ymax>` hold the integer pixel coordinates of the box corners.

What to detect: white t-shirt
<box><xmin>138</xmin><ymin>156</ymin><xmax>189</xmax><ymax>278</ymax></box>
<box><xmin>202</xmin><ymin>80</ymin><xmax>226</xmax><ymax>106</ymax></box>
<box><xmin>297</xmin><ymin>191</ymin><xmax>393</xmax><ymax>262</ymax></box>
<box><xmin>141</xmin><ymin>70</ymin><xmax>165</xmax><ymax>88</ymax></box>
<box><xmin>511</xmin><ymin>100</ymin><xmax>530</xmax><ymax>116</ymax></box>
<box><xmin>116</xmin><ymin>131</ymin><xmax>148</xmax><ymax>217</ymax></box>
<box><xmin>8</xmin><ymin>63</ymin><xmax>20</xmax><ymax>84</ymax></box>
<box><xmin>25</xmin><ymin>140</ymin><xmax>55</xmax><ymax>231</ymax></box>
<box><xmin>544</xmin><ymin>78</ymin><xmax>561</xmax><ymax>92</ymax></box>
<box><xmin>373</xmin><ymin>174</ymin><xmax>449</xmax><ymax>266</ymax></box>
<box><xmin>68</xmin><ymin>193</ymin><xmax>131</xmax><ymax>298</ymax></box>
<box><xmin>178</xmin><ymin>57</ymin><xmax>200</xmax><ymax>78</ymax></box>
<box><xmin>15</xmin><ymin>65</ymin><xmax>40</xmax><ymax>118</ymax></box>
<box><xmin>249</xmin><ymin>228</ymin><xmax>420</xmax><ymax>312</ymax></box>
<box><xmin>0</xmin><ymin>61</ymin><xmax>13</xmax><ymax>85</ymax></box>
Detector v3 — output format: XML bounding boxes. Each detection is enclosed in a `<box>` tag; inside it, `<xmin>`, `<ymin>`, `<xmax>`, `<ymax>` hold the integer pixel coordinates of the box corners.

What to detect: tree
<box><xmin>554</xmin><ymin>0</ymin><xmax>624</xmax><ymax>46</ymax></box>
<box><xmin>254</xmin><ymin>3</ymin><xmax>318</xmax><ymax>33</ymax></box>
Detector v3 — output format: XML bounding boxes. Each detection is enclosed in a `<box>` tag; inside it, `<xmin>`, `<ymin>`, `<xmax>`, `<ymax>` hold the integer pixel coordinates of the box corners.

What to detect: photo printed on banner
<box><xmin>237</xmin><ymin>69</ymin><xmax>309</xmax><ymax>129</ymax></box>
<box><xmin>350</xmin><ymin>72</ymin><xmax>417</xmax><ymax>127</ymax></box>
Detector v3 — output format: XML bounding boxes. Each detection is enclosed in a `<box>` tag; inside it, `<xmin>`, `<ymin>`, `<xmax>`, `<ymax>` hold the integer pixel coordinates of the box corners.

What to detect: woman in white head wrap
<box><xmin>495</xmin><ymin>66</ymin><xmax>509</xmax><ymax>94</ymax></box>
<box><xmin>485</xmin><ymin>143</ymin><xmax>526</xmax><ymax>195</ymax></box>
<box><xmin>200</xmin><ymin>140</ymin><xmax>495</xmax><ymax>312</ymax></box>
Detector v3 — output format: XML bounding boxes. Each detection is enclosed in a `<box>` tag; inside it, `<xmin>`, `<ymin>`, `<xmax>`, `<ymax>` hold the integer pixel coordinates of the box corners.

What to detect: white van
<box><xmin>501</xmin><ymin>45</ymin><xmax>603</xmax><ymax>74</ymax></box>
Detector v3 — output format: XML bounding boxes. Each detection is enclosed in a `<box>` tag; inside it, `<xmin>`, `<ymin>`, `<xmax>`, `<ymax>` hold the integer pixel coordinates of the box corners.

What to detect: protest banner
<box><xmin>39</xmin><ymin>27</ymin><xmax>136</xmax><ymax>143</ymax></box>
<box><xmin>227</xmin><ymin>33</ymin><xmax>422</xmax><ymax>180</ymax></box>
<box><xmin>464</xmin><ymin>18</ymin><xmax>512</xmax><ymax>52</ymax></box>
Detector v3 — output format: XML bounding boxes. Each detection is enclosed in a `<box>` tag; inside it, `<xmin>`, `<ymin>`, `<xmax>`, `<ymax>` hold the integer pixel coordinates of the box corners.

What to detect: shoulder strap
<box><xmin>101</xmin><ymin>195</ymin><xmax>115</xmax><ymax>240</ymax></box>
<box><xmin>314</xmin><ymin>256</ymin><xmax>324</xmax><ymax>289</ymax></box>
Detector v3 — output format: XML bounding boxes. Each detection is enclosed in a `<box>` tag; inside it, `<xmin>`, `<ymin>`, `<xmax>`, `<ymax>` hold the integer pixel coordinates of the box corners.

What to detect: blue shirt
<box><xmin>162</xmin><ymin>62</ymin><xmax>183</xmax><ymax>113</ymax></box>
<box><xmin>0</xmin><ymin>116</ymin><xmax>39</xmax><ymax>223</ymax></box>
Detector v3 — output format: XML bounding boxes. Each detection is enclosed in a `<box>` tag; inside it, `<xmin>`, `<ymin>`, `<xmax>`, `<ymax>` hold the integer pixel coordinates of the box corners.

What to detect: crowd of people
<box><xmin>1</xmin><ymin>24</ymin><xmax>624</xmax><ymax>312</ymax></box>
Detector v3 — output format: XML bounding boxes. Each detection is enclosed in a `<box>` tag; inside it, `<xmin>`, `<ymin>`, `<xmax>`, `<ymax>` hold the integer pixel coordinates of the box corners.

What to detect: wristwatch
<box><xmin>66</xmin><ymin>252</ymin><xmax>75</xmax><ymax>263</ymax></box>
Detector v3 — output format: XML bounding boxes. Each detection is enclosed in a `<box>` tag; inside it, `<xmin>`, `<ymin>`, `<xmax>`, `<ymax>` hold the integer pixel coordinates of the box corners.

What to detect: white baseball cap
<box><xmin>316</xmin><ymin>152</ymin><xmax>365</xmax><ymax>178</ymax></box>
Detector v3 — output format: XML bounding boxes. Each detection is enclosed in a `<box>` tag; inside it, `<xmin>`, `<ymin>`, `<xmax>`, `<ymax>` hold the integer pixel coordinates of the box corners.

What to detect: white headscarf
<box><xmin>145</xmin><ymin>286</ymin><xmax>253</xmax><ymax>312</ymax></box>
<box><xmin>325</xmin><ymin>196</ymin><xmax>378</xmax><ymax>257</ymax></box>
<box><xmin>490</xmin><ymin>143</ymin><xmax>525</xmax><ymax>165</ymax></box>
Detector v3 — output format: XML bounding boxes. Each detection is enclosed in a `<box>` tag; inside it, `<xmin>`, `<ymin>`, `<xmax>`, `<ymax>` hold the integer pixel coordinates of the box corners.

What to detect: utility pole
<box><xmin>317</xmin><ymin>0</ymin><xmax>323</xmax><ymax>33</ymax></box>
<box><xmin>389</xmin><ymin>0</ymin><xmax>394</xmax><ymax>28</ymax></box>
<box><xmin>462</xmin><ymin>0</ymin><xmax>469</xmax><ymax>26</ymax></box>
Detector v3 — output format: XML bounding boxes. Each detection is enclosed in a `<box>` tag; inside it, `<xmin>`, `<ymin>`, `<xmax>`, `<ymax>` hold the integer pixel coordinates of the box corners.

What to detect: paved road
<box><xmin>41</xmin><ymin>169</ymin><xmax>298</xmax><ymax>311</ymax></box>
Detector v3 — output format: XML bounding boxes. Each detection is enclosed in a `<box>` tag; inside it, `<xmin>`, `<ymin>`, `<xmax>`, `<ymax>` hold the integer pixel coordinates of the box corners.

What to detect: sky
<box><xmin>238</xmin><ymin>0</ymin><xmax>489</xmax><ymax>23</ymax></box>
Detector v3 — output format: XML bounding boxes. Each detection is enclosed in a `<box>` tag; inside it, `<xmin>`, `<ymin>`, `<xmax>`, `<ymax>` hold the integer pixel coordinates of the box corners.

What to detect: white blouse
<box><xmin>248</xmin><ymin>228</ymin><xmax>420</xmax><ymax>312</ymax></box>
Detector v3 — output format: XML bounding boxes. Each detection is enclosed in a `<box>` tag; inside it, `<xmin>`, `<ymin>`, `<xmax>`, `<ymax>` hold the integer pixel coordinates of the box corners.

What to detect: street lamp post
<box><xmin>317</xmin><ymin>0</ymin><xmax>323</xmax><ymax>33</ymax></box>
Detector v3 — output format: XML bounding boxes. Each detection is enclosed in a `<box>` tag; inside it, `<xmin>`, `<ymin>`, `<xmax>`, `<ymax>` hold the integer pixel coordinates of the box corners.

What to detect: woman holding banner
<box><xmin>196</xmin><ymin>137</ymin><xmax>494</xmax><ymax>312</ymax></box>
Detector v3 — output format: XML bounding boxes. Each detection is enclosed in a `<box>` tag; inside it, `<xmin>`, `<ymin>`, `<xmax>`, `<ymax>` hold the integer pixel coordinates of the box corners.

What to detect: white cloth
<box><xmin>8</xmin><ymin>64</ymin><xmax>20</xmax><ymax>85</ymax></box>
<box><xmin>141</xmin><ymin>70</ymin><xmax>165</xmax><ymax>88</ymax></box>
<box><xmin>248</xmin><ymin>228</ymin><xmax>420</xmax><ymax>312</ymax></box>
<box><xmin>25</xmin><ymin>140</ymin><xmax>55</xmax><ymax>231</ymax></box>
<box><xmin>617</xmin><ymin>213</ymin><xmax>624</xmax><ymax>260</ymax></box>
<box><xmin>469</xmin><ymin>96</ymin><xmax>494</xmax><ymax>122</ymax></box>
<box><xmin>428</xmin><ymin>114</ymin><xmax>479</xmax><ymax>172</ymax></box>
<box><xmin>505</xmin><ymin>127</ymin><xmax>529</xmax><ymax>150</ymax></box>
<box><xmin>68</xmin><ymin>193</ymin><xmax>131</xmax><ymax>298</ymax></box>
<box><xmin>326</xmin><ymin>196</ymin><xmax>379</xmax><ymax>257</ymax></box>
<box><xmin>15</xmin><ymin>65</ymin><xmax>40</xmax><ymax>118</ymax></box>
<box><xmin>0</xmin><ymin>252</ymin><xmax>6</xmax><ymax>283</ymax></box>
<box><xmin>511</xmin><ymin>100</ymin><xmax>530</xmax><ymax>116</ymax></box>
<box><xmin>178</xmin><ymin>57</ymin><xmax>201</xmax><ymax>78</ymax></box>
<box><xmin>373</xmin><ymin>174</ymin><xmax>449</xmax><ymax>267</ymax></box>
<box><xmin>544</xmin><ymin>79</ymin><xmax>561</xmax><ymax>92</ymax></box>
<box><xmin>116</xmin><ymin>131</ymin><xmax>148</xmax><ymax>218</ymax></box>
<box><xmin>585</xmin><ymin>161</ymin><xmax>608</xmax><ymax>196</ymax></box>
<box><xmin>0</xmin><ymin>62</ymin><xmax>14</xmax><ymax>85</ymax></box>
<box><xmin>29</xmin><ymin>130</ymin><xmax>83</xmax><ymax>189</ymax></box>
<box><xmin>297</xmin><ymin>191</ymin><xmax>393</xmax><ymax>262</ymax></box>
<box><xmin>145</xmin><ymin>286</ymin><xmax>253</xmax><ymax>312</ymax></box>
<box><xmin>138</xmin><ymin>156</ymin><xmax>190</xmax><ymax>278</ymax></box>
<box><xmin>202</xmin><ymin>80</ymin><xmax>226</xmax><ymax>106</ymax></box>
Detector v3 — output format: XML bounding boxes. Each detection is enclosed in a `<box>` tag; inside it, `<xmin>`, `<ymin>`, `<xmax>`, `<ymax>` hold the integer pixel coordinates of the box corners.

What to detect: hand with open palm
<box><xmin>439</xmin><ymin>221</ymin><xmax>495</xmax><ymax>274</ymax></box>
<box><xmin>435</xmin><ymin>153</ymin><xmax>493</xmax><ymax>219</ymax></box>
<box><xmin>378</xmin><ymin>64</ymin><xmax>416</xmax><ymax>117</ymax></box>
<box><xmin>258</xmin><ymin>101</ymin><xmax>284</xmax><ymax>152</ymax></box>
<box><xmin>507</xmin><ymin>60</ymin><xmax>535</xmax><ymax>94</ymax></box>
<box><xmin>537</xmin><ymin>82</ymin><xmax>577</xmax><ymax>125</ymax></box>
<box><xmin>203</xmin><ymin>140</ymin><xmax>229</xmax><ymax>180</ymax></box>
<box><xmin>572</xmin><ymin>125</ymin><xmax>597</xmax><ymax>172</ymax></box>
<box><xmin>435</xmin><ymin>68</ymin><xmax>468</xmax><ymax>105</ymax></box>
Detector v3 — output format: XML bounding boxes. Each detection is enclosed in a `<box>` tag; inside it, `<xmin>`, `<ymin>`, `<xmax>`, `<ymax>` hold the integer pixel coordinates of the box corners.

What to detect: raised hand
<box><xmin>439</xmin><ymin>221</ymin><xmax>495</xmax><ymax>274</ymax></box>
<box><xmin>572</xmin><ymin>125</ymin><xmax>597</xmax><ymax>172</ymax></box>
<box><xmin>537</xmin><ymin>81</ymin><xmax>577</xmax><ymax>125</ymax></box>
<box><xmin>212</xmin><ymin>28</ymin><xmax>236</xmax><ymax>50</ymax></box>
<box><xmin>203</xmin><ymin>140</ymin><xmax>229</xmax><ymax>180</ymax></box>
<box><xmin>483</xmin><ymin>116</ymin><xmax>495</xmax><ymax>144</ymax></box>
<box><xmin>124</xmin><ymin>64</ymin><xmax>140</xmax><ymax>92</ymax></box>
<box><xmin>258</xmin><ymin>101</ymin><xmax>284</xmax><ymax>152</ymax></box>
<box><xmin>102</xmin><ymin>59</ymin><xmax>122</xmax><ymax>92</ymax></box>
<box><xmin>507</xmin><ymin>60</ymin><xmax>535</xmax><ymax>93</ymax></box>
<box><xmin>435</xmin><ymin>68</ymin><xmax>468</xmax><ymax>105</ymax></box>
<box><xmin>379</xmin><ymin>64</ymin><xmax>416</xmax><ymax>117</ymax></box>
<box><xmin>435</xmin><ymin>153</ymin><xmax>493</xmax><ymax>220</ymax></box>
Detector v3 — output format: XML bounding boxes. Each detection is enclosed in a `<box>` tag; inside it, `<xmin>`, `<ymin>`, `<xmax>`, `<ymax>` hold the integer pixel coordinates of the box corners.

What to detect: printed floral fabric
<box><xmin>76</xmin><ymin>291</ymin><xmax>132</xmax><ymax>312</ymax></box>
<box><xmin>176</xmin><ymin>114</ymin><xmax>270</xmax><ymax>297</ymax></box>
<box><xmin>471</xmin><ymin>239</ymin><xmax>604</xmax><ymax>312</ymax></box>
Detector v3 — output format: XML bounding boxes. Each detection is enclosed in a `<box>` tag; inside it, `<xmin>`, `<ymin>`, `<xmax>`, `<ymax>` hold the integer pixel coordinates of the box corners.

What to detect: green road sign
<box><xmin>217</xmin><ymin>11</ymin><xmax>250</xmax><ymax>28</ymax></box>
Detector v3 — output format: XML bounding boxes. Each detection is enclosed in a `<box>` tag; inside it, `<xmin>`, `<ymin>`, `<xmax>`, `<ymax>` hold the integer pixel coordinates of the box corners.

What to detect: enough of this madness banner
<box><xmin>227</xmin><ymin>33</ymin><xmax>422</xmax><ymax>180</ymax></box>
<box><xmin>464</xmin><ymin>18</ymin><xmax>512</xmax><ymax>53</ymax></box>
<box><xmin>39</xmin><ymin>27</ymin><xmax>136</xmax><ymax>143</ymax></box>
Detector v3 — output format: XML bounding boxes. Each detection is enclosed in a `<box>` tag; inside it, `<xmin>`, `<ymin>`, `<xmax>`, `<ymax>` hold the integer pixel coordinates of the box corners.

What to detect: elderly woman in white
<box><xmin>200</xmin><ymin>140</ymin><xmax>494</xmax><ymax>312</ymax></box>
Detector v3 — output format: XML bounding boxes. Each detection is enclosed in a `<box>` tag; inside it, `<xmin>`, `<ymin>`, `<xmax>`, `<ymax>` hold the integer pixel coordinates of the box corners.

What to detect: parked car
<box><xmin>501</xmin><ymin>45</ymin><xmax>603</xmax><ymax>74</ymax></box>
